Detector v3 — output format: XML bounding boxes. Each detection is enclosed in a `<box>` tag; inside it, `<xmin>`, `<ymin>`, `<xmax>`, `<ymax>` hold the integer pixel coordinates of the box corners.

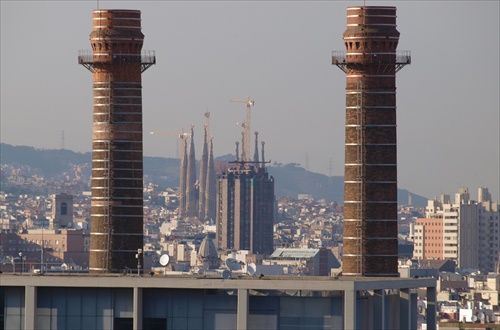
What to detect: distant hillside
<box><xmin>267</xmin><ymin>163</ymin><xmax>344</xmax><ymax>202</ymax></box>
<box><xmin>0</xmin><ymin>143</ymin><xmax>90</xmax><ymax>177</ymax></box>
<box><xmin>266</xmin><ymin>163</ymin><xmax>426</xmax><ymax>207</ymax></box>
<box><xmin>0</xmin><ymin>143</ymin><xmax>428</xmax><ymax>206</ymax></box>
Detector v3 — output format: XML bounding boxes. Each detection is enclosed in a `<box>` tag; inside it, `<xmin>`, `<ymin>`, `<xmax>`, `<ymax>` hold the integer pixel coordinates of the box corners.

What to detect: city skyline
<box><xmin>1</xmin><ymin>1</ymin><xmax>498</xmax><ymax>200</ymax></box>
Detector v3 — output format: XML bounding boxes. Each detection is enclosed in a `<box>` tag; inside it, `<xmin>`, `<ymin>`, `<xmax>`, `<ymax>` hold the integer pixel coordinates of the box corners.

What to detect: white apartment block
<box><xmin>413</xmin><ymin>187</ymin><xmax>499</xmax><ymax>272</ymax></box>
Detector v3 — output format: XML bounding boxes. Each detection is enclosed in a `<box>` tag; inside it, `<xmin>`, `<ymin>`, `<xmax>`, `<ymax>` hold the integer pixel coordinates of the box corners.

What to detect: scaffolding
<box><xmin>355</xmin><ymin>81</ymin><xmax>365</xmax><ymax>276</ymax></box>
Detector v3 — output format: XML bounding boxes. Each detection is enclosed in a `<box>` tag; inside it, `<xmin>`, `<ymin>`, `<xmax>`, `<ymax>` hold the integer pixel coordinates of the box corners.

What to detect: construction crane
<box><xmin>149</xmin><ymin>130</ymin><xmax>190</xmax><ymax>159</ymax></box>
<box><xmin>230</xmin><ymin>96</ymin><xmax>254</xmax><ymax>162</ymax></box>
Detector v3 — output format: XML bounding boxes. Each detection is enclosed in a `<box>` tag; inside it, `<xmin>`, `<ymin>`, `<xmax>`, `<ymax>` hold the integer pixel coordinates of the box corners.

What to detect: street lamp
<box><xmin>136</xmin><ymin>249</ymin><xmax>142</xmax><ymax>276</ymax></box>
<box><xmin>18</xmin><ymin>252</ymin><xmax>25</xmax><ymax>273</ymax></box>
<box><xmin>40</xmin><ymin>224</ymin><xmax>46</xmax><ymax>274</ymax></box>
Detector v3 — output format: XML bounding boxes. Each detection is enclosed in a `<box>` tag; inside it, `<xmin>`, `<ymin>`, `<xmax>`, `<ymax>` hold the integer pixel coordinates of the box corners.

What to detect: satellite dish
<box><xmin>222</xmin><ymin>269</ymin><xmax>231</xmax><ymax>280</ymax></box>
<box><xmin>478</xmin><ymin>312</ymin><xmax>485</xmax><ymax>320</ymax></box>
<box><xmin>159</xmin><ymin>255</ymin><xmax>170</xmax><ymax>266</ymax></box>
<box><xmin>471</xmin><ymin>315</ymin><xmax>478</xmax><ymax>322</ymax></box>
<box><xmin>247</xmin><ymin>263</ymin><xmax>256</xmax><ymax>275</ymax></box>
<box><xmin>61</xmin><ymin>263</ymin><xmax>68</xmax><ymax>271</ymax></box>
<box><xmin>225</xmin><ymin>258</ymin><xmax>240</xmax><ymax>271</ymax></box>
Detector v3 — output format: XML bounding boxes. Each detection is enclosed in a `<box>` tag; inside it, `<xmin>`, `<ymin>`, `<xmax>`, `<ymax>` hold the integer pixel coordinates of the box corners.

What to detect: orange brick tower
<box><xmin>79</xmin><ymin>9</ymin><xmax>155</xmax><ymax>273</ymax></box>
<box><xmin>333</xmin><ymin>6</ymin><xmax>410</xmax><ymax>276</ymax></box>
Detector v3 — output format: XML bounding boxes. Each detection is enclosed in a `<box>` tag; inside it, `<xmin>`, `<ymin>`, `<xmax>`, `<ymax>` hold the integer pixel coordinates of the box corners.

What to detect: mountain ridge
<box><xmin>0</xmin><ymin>143</ymin><xmax>428</xmax><ymax>206</ymax></box>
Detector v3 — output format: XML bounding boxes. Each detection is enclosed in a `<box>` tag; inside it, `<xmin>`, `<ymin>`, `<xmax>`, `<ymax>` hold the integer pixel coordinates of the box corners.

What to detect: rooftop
<box><xmin>1</xmin><ymin>273</ymin><xmax>435</xmax><ymax>292</ymax></box>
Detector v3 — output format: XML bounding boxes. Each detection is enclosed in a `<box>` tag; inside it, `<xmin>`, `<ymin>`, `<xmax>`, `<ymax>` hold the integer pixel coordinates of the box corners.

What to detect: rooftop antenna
<box><xmin>60</xmin><ymin>130</ymin><xmax>65</xmax><ymax>150</ymax></box>
<box><xmin>159</xmin><ymin>254</ymin><xmax>170</xmax><ymax>276</ymax></box>
<box><xmin>328</xmin><ymin>158</ymin><xmax>334</xmax><ymax>180</ymax></box>
<box><xmin>225</xmin><ymin>257</ymin><xmax>241</xmax><ymax>271</ymax></box>
<box><xmin>247</xmin><ymin>262</ymin><xmax>256</xmax><ymax>277</ymax></box>
<box><xmin>223</xmin><ymin>257</ymin><xmax>241</xmax><ymax>280</ymax></box>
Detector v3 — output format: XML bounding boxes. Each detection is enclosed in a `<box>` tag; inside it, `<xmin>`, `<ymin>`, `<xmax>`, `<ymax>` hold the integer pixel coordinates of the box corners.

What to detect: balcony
<box><xmin>78</xmin><ymin>50</ymin><xmax>156</xmax><ymax>73</ymax></box>
<box><xmin>332</xmin><ymin>50</ymin><xmax>411</xmax><ymax>73</ymax></box>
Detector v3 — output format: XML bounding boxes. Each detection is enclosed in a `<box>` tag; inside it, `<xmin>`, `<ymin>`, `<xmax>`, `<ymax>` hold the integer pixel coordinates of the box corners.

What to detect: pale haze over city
<box><xmin>1</xmin><ymin>0</ymin><xmax>498</xmax><ymax>200</ymax></box>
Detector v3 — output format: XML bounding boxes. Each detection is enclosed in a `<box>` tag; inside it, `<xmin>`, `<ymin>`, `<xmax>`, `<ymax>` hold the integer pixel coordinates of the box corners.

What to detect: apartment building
<box><xmin>0</xmin><ymin>229</ymin><xmax>89</xmax><ymax>271</ymax></box>
<box><xmin>413</xmin><ymin>187</ymin><xmax>499</xmax><ymax>272</ymax></box>
<box><xmin>478</xmin><ymin>187</ymin><xmax>500</xmax><ymax>272</ymax></box>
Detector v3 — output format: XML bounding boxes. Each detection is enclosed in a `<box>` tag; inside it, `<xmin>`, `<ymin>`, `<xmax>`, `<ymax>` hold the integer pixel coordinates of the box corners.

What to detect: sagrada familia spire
<box><xmin>185</xmin><ymin>125</ymin><xmax>198</xmax><ymax>219</ymax></box>
<box><xmin>177</xmin><ymin>116</ymin><xmax>217</xmax><ymax>223</ymax></box>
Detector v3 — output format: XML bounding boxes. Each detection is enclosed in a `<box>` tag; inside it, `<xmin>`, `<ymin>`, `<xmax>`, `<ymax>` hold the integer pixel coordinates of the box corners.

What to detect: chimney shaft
<box><xmin>333</xmin><ymin>6</ymin><xmax>410</xmax><ymax>276</ymax></box>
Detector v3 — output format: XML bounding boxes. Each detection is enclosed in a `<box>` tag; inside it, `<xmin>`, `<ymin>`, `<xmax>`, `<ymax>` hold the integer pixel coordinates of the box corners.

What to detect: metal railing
<box><xmin>78</xmin><ymin>50</ymin><xmax>155</xmax><ymax>63</ymax></box>
<box><xmin>78</xmin><ymin>50</ymin><xmax>156</xmax><ymax>73</ymax></box>
<box><xmin>332</xmin><ymin>50</ymin><xmax>411</xmax><ymax>64</ymax></box>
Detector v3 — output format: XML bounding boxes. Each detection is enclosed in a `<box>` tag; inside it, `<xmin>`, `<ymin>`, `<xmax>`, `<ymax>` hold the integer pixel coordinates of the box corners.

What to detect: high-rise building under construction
<box><xmin>79</xmin><ymin>9</ymin><xmax>155</xmax><ymax>273</ymax></box>
<box><xmin>216</xmin><ymin>136</ymin><xmax>274</xmax><ymax>255</ymax></box>
<box><xmin>332</xmin><ymin>6</ymin><xmax>410</xmax><ymax>276</ymax></box>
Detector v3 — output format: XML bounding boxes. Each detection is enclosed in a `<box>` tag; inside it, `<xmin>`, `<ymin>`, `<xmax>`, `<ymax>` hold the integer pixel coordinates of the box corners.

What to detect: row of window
<box><xmin>345</xmin><ymin>41</ymin><xmax>398</xmax><ymax>51</ymax></box>
<box><xmin>8</xmin><ymin>239</ymin><xmax>64</xmax><ymax>245</ymax></box>
<box><xmin>478</xmin><ymin>215</ymin><xmax>499</xmax><ymax>220</ymax></box>
<box><xmin>414</xmin><ymin>250</ymin><xmax>456</xmax><ymax>254</ymax></box>
<box><xmin>480</xmin><ymin>243</ymin><xmax>499</xmax><ymax>248</ymax></box>
<box><xmin>92</xmin><ymin>42</ymin><xmax>141</xmax><ymax>53</ymax></box>
<box><xmin>4</xmin><ymin>247</ymin><xmax>62</xmax><ymax>252</ymax></box>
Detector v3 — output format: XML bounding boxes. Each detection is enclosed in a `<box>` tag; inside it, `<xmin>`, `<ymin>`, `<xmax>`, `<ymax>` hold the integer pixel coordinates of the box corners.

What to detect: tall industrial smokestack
<box><xmin>333</xmin><ymin>6</ymin><xmax>410</xmax><ymax>276</ymax></box>
<box><xmin>79</xmin><ymin>9</ymin><xmax>155</xmax><ymax>273</ymax></box>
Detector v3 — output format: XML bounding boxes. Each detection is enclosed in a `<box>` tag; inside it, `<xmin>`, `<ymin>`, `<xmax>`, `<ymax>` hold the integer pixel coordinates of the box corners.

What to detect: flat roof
<box><xmin>0</xmin><ymin>273</ymin><xmax>435</xmax><ymax>292</ymax></box>
<box><xmin>270</xmin><ymin>248</ymin><xmax>320</xmax><ymax>259</ymax></box>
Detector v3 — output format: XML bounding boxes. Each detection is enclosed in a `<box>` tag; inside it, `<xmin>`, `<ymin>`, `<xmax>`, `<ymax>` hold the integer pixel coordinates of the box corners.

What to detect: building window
<box><xmin>61</xmin><ymin>202</ymin><xmax>68</xmax><ymax>215</ymax></box>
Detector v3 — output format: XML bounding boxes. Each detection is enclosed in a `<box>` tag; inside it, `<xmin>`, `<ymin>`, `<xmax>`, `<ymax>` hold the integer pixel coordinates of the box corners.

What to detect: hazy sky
<box><xmin>1</xmin><ymin>1</ymin><xmax>499</xmax><ymax>201</ymax></box>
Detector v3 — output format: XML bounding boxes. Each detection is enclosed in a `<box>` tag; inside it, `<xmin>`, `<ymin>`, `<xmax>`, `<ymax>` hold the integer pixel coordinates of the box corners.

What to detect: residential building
<box><xmin>477</xmin><ymin>187</ymin><xmax>500</xmax><ymax>272</ymax></box>
<box><xmin>413</xmin><ymin>187</ymin><xmax>499</xmax><ymax>272</ymax></box>
<box><xmin>0</xmin><ymin>229</ymin><xmax>89</xmax><ymax>271</ymax></box>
